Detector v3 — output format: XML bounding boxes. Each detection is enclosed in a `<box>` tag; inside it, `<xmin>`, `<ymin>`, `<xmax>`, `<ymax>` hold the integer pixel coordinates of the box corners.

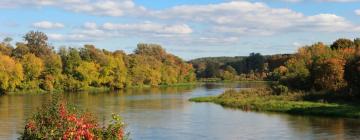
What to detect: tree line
<box><xmin>190</xmin><ymin>37</ymin><xmax>360</xmax><ymax>96</ymax></box>
<box><xmin>0</xmin><ymin>31</ymin><xmax>196</xmax><ymax>93</ymax></box>
<box><xmin>270</xmin><ymin>38</ymin><xmax>360</xmax><ymax>95</ymax></box>
<box><xmin>190</xmin><ymin>53</ymin><xmax>291</xmax><ymax>81</ymax></box>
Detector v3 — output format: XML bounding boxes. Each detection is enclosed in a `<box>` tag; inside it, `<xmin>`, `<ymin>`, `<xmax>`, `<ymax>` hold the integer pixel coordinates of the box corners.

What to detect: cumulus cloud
<box><xmin>47</xmin><ymin>21</ymin><xmax>193</xmax><ymax>43</ymax></box>
<box><xmin>150</xmin><ymin>1</ymin><xmax>360</xmax><ymax>35</ymax></box>
<box><xmin>33</xmin><ymin>21</ymin><xmax>64</xmax><ymax>29</ymax></box>
<box><xmin>5</xmin><ymin>0</ymin><xmax>360</xmax><ymax>46</ymax></box>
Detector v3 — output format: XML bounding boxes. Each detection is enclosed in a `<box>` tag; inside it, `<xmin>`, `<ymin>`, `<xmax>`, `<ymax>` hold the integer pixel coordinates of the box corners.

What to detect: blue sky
<box><xmin>0</xmin><ymin>0</ymin><xmax>360</xmax><ymax>60</ymax></box>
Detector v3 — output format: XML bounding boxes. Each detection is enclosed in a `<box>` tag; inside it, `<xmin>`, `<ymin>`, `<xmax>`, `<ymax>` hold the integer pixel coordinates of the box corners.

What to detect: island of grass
<box><xmin>189</xmin><ymin>88</ymin><xmax>360</xmax><ymax>118</ymax></box>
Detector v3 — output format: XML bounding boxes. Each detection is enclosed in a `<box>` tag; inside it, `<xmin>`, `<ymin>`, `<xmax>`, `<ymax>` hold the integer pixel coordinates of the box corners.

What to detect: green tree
<box><xmin>24</xmin><ymin>31</ymin><xmax>53</xmax><ymax>57</ymax></box>
<box><xmin>330</xmin><ymin>38</ymin><xmax>354</xmax><ymax>50</ymax></box>
<box><xmin>246</xmin><ymin>53</ymin><xmax>265</xmax><ymax>72</ymax></box>
<box><xmin>344</xmin><ymin>57</ymin><xmax>360</xmax><ymax>95</ymax></box>
<box><xmin>12</xmin><ymin>43</ymin><xmax>30</xmax><ymax>58</ymax></box>
<box><xmin>60</xmin><ymin>47</ymin><xmax>82</xmax><ymax>77</ymax></box>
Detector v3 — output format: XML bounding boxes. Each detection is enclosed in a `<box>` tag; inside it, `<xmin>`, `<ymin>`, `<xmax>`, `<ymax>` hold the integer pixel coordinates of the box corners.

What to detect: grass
<box><xmin>189</xmin><ymin>88</ymin><xmax>360</xmax><ymax>118</ymax></box>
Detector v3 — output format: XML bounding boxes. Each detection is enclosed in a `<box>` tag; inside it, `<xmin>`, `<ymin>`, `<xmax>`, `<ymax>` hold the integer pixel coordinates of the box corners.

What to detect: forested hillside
<box><xmin>189</xmin><ymin>53</ymin><xmax>292</xmax><ymax>81</ymax></box>
<box><xmin>0</xmin><ymin>31</ymin><xmax>196</xmax><ymax>93</ymax></box>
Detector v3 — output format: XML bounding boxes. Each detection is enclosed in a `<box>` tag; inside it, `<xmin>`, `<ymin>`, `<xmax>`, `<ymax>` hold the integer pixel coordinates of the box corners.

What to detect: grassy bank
<box><xmin>189</xmin><ymin>88</ymin><xmax>360</xmax><ymax>118</ymax></box>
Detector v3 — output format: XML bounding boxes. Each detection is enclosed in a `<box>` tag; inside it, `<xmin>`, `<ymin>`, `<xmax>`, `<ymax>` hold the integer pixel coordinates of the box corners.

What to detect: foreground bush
<box><xmin>21</xmin><ymin>97</ymin><xmax>128</xmax><ymax>140</ymax></box>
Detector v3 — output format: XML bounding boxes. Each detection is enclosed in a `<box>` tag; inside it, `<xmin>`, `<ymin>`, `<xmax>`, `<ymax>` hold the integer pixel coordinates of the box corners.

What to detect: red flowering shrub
<box><xmin>21</xmin><ymin>96</ymin><xmax>128</xmax><ymax>140</ymax></box>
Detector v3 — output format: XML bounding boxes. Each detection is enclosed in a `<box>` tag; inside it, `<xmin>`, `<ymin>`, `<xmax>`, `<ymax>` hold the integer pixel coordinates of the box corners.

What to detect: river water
<box><xmin>1</xmin><ymin>83</ymin><xmax>360</xmax><ymax>140</ymax></box>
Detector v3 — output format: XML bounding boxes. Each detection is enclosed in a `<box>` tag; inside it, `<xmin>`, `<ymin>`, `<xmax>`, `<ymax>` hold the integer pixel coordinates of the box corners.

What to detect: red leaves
<box><xmin>25</xmin><ymin>120</ymin><xmax>36</xmax><ymax>132</ymax></box>
<box><xmin>22</xmin><ymin>98</ymin><xmax>126</xmax><ymax>140</ymax></box>
<box><xmin>59</xmin><ymin>103</ymin><xmax>96</xmax><ymax>140</ymax></box>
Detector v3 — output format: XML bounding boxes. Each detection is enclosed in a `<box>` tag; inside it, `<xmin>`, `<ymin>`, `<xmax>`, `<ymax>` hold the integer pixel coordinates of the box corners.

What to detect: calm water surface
<box><xmin>1</xmin><ymin>83</ymin><xmax>360</xmax><ymax>140</ymax></box>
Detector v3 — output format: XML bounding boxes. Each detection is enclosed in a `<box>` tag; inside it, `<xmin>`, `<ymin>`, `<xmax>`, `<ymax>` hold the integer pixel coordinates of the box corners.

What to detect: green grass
<box><xmin>189</xmin><ymin>88</ymin><xmax>360</xmax><ymax>118</ymax></box>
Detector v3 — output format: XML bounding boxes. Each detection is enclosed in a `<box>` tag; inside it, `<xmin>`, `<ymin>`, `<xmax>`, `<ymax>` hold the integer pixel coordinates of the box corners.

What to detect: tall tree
<box><xmin>24</xmin><ymin>31</ymin><xmax>53</xmax><ymax>57</ymax></box>
<box><xmin>330</xmin><ymin>38</ymin><xmax>354</xmax><ymax>50</ymax></box>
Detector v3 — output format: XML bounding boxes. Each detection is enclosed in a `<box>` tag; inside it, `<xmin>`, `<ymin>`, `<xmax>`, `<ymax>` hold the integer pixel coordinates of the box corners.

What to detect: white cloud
<box><xmin>317</xmin><ymin>0</ymin><xmax>359</xmax><ymax>2</ymax></box>
<box><xmin>355</xmin><ymin>9</ymin><xmax>360</xmax><ymax>16</ymax></box>
<box><xmin>33</xmin><ymin>21</ymin><xmax>64</xmax><ymax>29</ymax></box>
<box><xmin>151</xmin><ymin>1</ymin><xmax>360</xmax><ymax>35</ymax></box>
<box><xmin>0</xmin><ymin>0</ymin><xmax>146</xmax><ymax>17</ymax></box>
<box><xmin>83</xmin><ymin>22</ymin><xmax>98</xmax><ymax>30</ymax></box>
<box><xmin>9</xmin><ymin>0</ymin><xmax>360</xmax><ymax>46</ymax></box>
<box><xmin>102</xmin><ymin>22</ymin><xmax>192</xmax><ymax>34</ymax></box>
<box><xmin>279</xmin><ymin>0</ymin><xmax>360</xmax><ymax>2</ymax></box>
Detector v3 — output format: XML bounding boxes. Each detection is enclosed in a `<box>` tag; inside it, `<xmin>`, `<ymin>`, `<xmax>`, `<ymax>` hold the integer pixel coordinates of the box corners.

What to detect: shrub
<box><xmin>21</xmin><ymin>96</ymin><xmax>128</xmax><ymax>140</ymax></box>
<box><xmin>271</xmin><ymin>84</ymin><xmax>289</xmax><ymax>95</ymax></box>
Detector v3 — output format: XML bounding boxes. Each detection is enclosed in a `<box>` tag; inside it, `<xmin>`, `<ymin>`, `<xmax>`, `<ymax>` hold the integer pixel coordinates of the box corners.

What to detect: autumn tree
<box><xmin>281</xmin><ymin>58</ymin><xmax>311</xmax><ymax>90</ymax></box>
<box><xmin>98</xmin><ymin>53</ymin><xmax>127</xmax><ymax>89</ymax></box>
<box><xmin>20</xmin><ymin>54</ymin><xmax>44</xmax><ymax>89</ymax></box>
<box><xmin>0</xmin><ymin>37</ymin><xmax>14</xmax><ymax>56</ymax></box>
<box><xmin>0</xmin><ymin>54</ymin><xmax>23</xmax><ymax>93</ymax></box>
<box><xmin>135</xmin><ymin>43</ymin><xmax>167</xmax><ymax>60</ymax></box>
<box><xmin>312</xmin><ymin>57</ymin><xmax>346</xmax><ymax>91</ymax></box>
<box><xmin>76</xmin><ymin>61</ymin><xmax>100</xmax><ymax>87</ymax></box>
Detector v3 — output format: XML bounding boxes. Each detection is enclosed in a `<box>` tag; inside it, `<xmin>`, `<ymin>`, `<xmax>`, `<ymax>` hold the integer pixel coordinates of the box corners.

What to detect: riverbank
<box><xmin>3</xmin><ymin>82</ymin><xmax>199</xmax><ymax>95</ymax></box>
<box><xmin>189</xmin><ymin>88</ymin><xmax>360</xmax><ymax>118</ymax></box>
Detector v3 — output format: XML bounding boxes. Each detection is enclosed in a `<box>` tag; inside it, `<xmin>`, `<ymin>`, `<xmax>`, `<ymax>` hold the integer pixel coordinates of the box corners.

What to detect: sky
<box><xmin>0</xmin><ymin>0</ymin><xmax>359</xmax><ymax>60</ymax></box>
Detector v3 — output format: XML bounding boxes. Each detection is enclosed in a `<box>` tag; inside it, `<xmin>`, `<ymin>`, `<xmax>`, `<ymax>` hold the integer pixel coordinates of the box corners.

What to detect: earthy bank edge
<box><xmin>189</xmin><ymin>88</ymin><xmax>360</xmax><ymax>118</ymax></box>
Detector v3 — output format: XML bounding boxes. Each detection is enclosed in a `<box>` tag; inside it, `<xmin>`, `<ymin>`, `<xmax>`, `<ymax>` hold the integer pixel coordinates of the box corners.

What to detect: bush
<box><xmin>21</xmin><ymin>96</ymin><xmax>128</xmax><ymax>140</ymax></box>
<box><xmin>271</xmin><ymin>84</ymin><xmax>289</xmax><ymax>95</ymax></box>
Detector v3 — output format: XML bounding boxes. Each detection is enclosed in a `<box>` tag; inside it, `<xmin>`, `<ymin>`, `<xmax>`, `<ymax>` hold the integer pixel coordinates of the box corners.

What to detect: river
<box><xmin>0</xmin><ymin>82</ymin><xmax>360</xmax><ymax>140</ymax></box>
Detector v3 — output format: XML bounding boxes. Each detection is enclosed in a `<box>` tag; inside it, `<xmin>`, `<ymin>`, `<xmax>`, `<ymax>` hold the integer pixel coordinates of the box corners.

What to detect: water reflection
<box><xmin>0</xmin><ymin>83</ymin><xmax>360</xmax><ymax>140</ymax></box>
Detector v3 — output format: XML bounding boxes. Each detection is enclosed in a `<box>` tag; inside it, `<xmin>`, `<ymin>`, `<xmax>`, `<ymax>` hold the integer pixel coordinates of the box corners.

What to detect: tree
<box><xmin>344</xmin><ymin>57</ymin><xmax>360</xmax><ymax>95</ymax></box>
<box><xmin>0</xmin><ymin>37</ymin><xmax>14</xmax><ymax>56</ymax></box>
<box><xmin>281</xmin><ymin>58</ymin><xmax>311</xmax><ymax>90</ymax></box>
<box><xmin>0</xmin><ymin>54</ymin><xmax>23</xmax><ymax>93</ymax></box>
<box><xmin>128</xmin><ymin>55</ymin><xmax>161</xmax><ymax>86</ymax></box>
<box><xmin>76</xmin><ymin>61</ymin><xmax>100</xmax><ymax>87</ymax></box>
<box><xmin>312</xmin><ymin>58</ymin><xmax>346</xmax><ymax>91</ymax></box>
<box><xmin>135</xmin><ymin>43</ymin><xmax>166</xmax><ymax>60</ymax></box>
<box><xmin>204</xmin><ymin>62</ymin><xmax>220</xmax><ymax>78</ymax></box>
<box><xmin>330</xmin><ymin>38</ymin><xmax>354</xmax><ymax>50</ymax></box>
<box><xmin>12</xmin><ymin>43</ymin><xmax>30</xmax><ymax>58</ymax></box>
<box><xmin>354</xmin><ymin>38</ymin><xmax>360</xmax><ymax>48</ymax></box>
<box><xmin>24</xmin><ymin>31</ymin><xmax>53</xmax><ymax>57</ymax></box>
<box><xmin>246</xmin><ymin>53</ymin><xmax>265</xmax><ymax>72</ymax></box>
<box><xmin>161</xmin><ymin>65</ymin><xmax>178</xmax><ymax>85</ymax></box>
<box><xmin>98</xmin><ymin>54</ymin><xmax>127</xmax><ymax>89</ymax></box>
<box><xmin>60</xmin><ymin>47</ymin><xmax>82</xmax><ymax>77</ymax></box>
<box><xmin>21</xmin><ymin>54</ymin><xmax>44</xmax><ymax>81</ymax></box>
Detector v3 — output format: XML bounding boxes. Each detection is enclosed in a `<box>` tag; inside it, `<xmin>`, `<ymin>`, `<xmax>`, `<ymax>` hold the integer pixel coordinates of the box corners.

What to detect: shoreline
<box><xmin>3</xmin><ymin>82</ymin><xmax>200</xmax><ymax>95</ymax></box>
<box><xmin>189</xmin><ymin>88</ymin><xmax>360</xmax><ymax>118</ymax></box>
